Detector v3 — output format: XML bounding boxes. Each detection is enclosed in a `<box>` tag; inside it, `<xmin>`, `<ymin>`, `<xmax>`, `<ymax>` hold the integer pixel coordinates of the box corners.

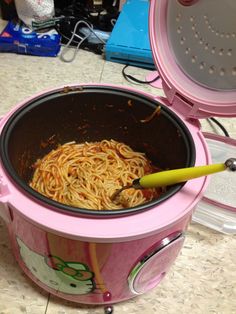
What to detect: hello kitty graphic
<box><xmin>17</xmin><ymin>238</ymin><xmax>95</xmax><ymax>295</ymax></box>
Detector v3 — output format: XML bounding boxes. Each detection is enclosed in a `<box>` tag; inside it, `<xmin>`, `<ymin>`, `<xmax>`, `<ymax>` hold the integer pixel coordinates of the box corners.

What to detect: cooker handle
<box><xmin>0</xmin><ymin>171</ymin><xmax>12</xmax><ymax>224</ymax></box>
<box><xmin>0</xmin><ymin>116</ymin><xmax>12</xmax><ymax>223</ymax></box>
<box><xmin>0</xmin><ymin>116</ymin><xmax>11</xmax><ymax>223</ymax></box>
<box><xmin>0</xmin><ymin>179</ymin><xmax>11</xmax><ymax>224</ymax></box>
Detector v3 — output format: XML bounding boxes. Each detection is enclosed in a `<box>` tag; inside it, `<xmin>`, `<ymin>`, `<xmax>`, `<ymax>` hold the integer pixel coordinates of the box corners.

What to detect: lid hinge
<box><xmin>171</xmin><ymin>93</ymin><xmax>201</xmax><ymax>120</ymax></box>
<box><xmin>161</xmin><ymin>81</ymin><xmax>198</xmax><ymax>119</ymax></box>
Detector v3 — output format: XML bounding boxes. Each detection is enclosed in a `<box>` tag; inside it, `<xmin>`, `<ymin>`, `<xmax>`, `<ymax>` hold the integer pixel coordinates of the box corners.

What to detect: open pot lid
<box><xmin>149</xmin><ymin>0</ymin><xmax>236</xmax><ymax>119</ymax></box>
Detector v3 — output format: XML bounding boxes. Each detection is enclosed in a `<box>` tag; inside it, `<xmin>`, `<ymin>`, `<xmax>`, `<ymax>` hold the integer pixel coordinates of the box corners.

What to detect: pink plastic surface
<box><xmin>0</xmin><ymin>84</ymin><xmax>210</xmax><ymax>243</ymax></box>
<box><xmin>0</xmin><ymin>84</ymin><xmax>210</xmax><ymax>304</ymax></box>
<box><xmin>8</xmin><ymin>210</ymin><xmax>190</xmax><ymax>304</ymax></box>
<box><xmin>146</xmin><ymin>71</ymin><xmax>163</xmax><ymax>89</ymax></box>
<box><xmin>0</xmin><ymin>0</ymin><xmax>233</xmax><ymax>304</ymax></box>
<box><xmin>149</xmin><ymin>0</ymin><xmax>236</xmax><ymax>119</ymax></box>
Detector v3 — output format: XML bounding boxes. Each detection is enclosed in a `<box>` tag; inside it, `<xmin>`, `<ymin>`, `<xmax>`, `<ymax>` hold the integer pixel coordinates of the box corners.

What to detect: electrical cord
<box><xmin>60</xmin><ymin>19</ymin><xmax>106</xmax><ymax>63</ymax></box>
<box><xmin>122</xmin><ymin>64</ymin><xmax>160</xmax><ymax>84</ymax></box>
<box><xmin>208</xmin><ymin>117</ymin><xmax>230</xmax><ymax>137</ymax></box>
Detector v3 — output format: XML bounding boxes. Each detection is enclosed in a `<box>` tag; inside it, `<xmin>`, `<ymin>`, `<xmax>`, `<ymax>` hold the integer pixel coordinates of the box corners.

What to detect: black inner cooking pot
<box><xmin>0</xmin><ymin>86</ymin><xmax>195</xmax><ymax>217</ymax></box>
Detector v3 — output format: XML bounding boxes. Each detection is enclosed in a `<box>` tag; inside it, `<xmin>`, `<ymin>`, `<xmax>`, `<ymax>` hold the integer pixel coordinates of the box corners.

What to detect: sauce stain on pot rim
<box><xmin>0</xmin><ymin>85</ymin><xmax>196</xmax><ymax>217</ymax></box>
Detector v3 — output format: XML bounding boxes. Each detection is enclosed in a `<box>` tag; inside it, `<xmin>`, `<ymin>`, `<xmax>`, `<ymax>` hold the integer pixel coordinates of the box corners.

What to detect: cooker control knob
<box><xmin>128</xmin><ymin>233</ymin><xmax>185</xmax><ymax>295</ymax></box>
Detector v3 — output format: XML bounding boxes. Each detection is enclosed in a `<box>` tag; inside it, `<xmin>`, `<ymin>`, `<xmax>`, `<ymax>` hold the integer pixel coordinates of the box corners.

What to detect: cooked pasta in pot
<box><xmin>30</xmin><ymin>139</ymin><xmax>163</xmax><ymax>210</ymax></box>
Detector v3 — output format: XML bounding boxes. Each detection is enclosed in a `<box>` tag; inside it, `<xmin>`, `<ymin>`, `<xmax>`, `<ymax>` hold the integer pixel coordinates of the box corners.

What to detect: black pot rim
<box><xmin>0</xmin><ymin>85</ymin><xmax>196</xmax><ymax>218</ymax></box>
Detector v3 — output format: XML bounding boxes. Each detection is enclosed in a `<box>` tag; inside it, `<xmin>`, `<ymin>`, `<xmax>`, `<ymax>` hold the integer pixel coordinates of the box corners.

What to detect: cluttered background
<box><xmin>0</xmin><ymin>0</ymin><xmax>155</xmax><ymax>68</ymax></box>
<box><xmin>0</xmin><ymin>1</ymin><xmax>236</xmax><ymax>314</ymax></box>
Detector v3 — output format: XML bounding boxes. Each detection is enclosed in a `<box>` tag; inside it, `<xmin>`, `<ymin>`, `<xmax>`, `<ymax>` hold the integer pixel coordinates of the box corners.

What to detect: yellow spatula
<box><xmin>112</xmin><ymin>158</ymin><xmax>236</xmax><ymax>199</ymax></box>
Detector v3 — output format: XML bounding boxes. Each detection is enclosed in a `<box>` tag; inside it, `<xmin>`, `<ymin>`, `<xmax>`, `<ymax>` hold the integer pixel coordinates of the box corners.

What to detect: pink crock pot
<box><xmin>0</xmin><ymin>0</ymin><xmax>236</xmax><ymax>313</ymax></box>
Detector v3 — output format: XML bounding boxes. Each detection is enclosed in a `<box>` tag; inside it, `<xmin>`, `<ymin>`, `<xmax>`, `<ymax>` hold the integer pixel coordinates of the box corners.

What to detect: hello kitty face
<box><xmin>17</xmin><ymin>238</ymin><xmax>95</xmax><ymax>295</ymax></box>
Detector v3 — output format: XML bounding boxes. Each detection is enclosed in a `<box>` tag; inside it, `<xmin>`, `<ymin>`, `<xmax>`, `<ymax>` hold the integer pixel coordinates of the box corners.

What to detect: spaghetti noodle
<box><xmin>30</xmin><ymin>139</ymin><xmax>162</xmax><ymax>210</ymax></box>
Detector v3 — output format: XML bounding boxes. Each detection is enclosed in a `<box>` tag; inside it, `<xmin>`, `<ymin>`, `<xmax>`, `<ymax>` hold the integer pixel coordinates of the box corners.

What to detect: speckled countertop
<box><xmin>0</xmin><ymin>19</ymin><xmax>236</xmax><ymax>314</ymax></box>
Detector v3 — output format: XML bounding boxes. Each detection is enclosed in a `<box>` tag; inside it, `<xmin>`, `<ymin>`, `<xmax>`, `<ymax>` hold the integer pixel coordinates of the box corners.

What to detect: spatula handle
<box><xmin>138</xmin><ymin>163</ymin><xmax>226</xmax><ymax>189</ymax></box>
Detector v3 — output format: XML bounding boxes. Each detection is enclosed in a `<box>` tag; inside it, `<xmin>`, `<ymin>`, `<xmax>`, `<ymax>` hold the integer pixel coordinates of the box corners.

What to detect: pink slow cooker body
<box><xmin>0</xmin><ymin>83</ymin><xmax>210</xmax><ymax>305</ymax></box>
<box><xmin>4</xmin><ymin>0</ymin><xmax>232</xmax><ymax>306</ymax></box>
<box><xmin>0</xmin><ymin>0</ymin><xmax>235</xmax><ymax>306</ymax></box>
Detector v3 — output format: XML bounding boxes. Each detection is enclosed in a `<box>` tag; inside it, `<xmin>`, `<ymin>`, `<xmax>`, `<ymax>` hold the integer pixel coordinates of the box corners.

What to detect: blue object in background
<box><xmin>105</xmin><ymin>0</ymin><xmax>155</xmax><ymax>69</ymax></box>
<box><xmin>0</xmin><ymin>21</ymin><xmax>61</xmax><ymax>57</ymax></box>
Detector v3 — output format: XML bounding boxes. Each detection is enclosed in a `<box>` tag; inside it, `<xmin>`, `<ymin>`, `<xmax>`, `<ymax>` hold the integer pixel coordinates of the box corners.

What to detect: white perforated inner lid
<box><xmin>167</xmin><ymin>0</ymin><xmax>236</xmax><ymax>91</ymax></box>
